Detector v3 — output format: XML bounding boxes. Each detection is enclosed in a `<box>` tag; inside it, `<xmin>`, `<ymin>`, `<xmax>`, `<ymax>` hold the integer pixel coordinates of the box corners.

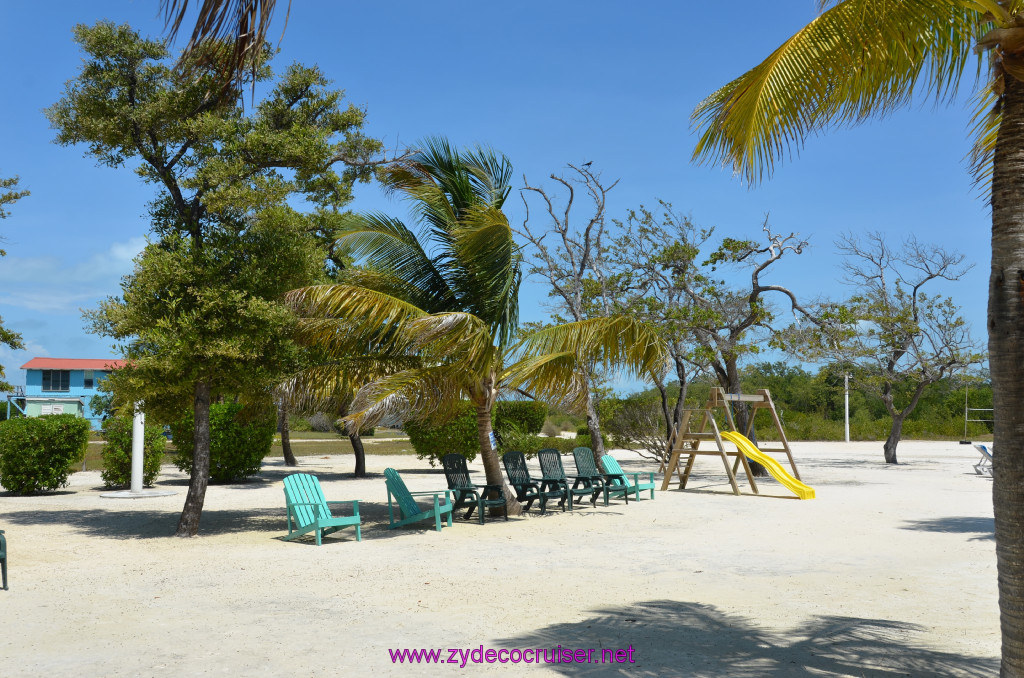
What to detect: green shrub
<box><xmin>171</xmin><ymin>402</ymin><xmax>275</xmax><ymax>483</ymax></box>
<box><xmin>100</xmin><ymin>416</ymin><xmax>168</xmax><ymax>488</ymax></box>
<box><xmin>287</xmin><ymin>414</ymin><xmax>311</xmax><ymax>432</ymax></box>
<box><xmin>0</xmin><ymin>414</ymin><xmax>90</xmax><ymax>494</ymax></box>
<box><xmin>405</xmin><ymin>401</ymin><xmax>548</xmax><ymax>465</ymax></box>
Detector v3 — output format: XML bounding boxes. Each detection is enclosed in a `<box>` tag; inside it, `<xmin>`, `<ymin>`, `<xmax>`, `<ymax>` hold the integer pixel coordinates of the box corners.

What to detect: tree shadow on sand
<box><xmin>499</xmin><ymin>600</ymin><xmax>995</xmax><ymax>677</ymax></box>
<box><xmin>901</xmin><ymin>516</ymin><xmax>994</xmax><ymax>542</ymax></box>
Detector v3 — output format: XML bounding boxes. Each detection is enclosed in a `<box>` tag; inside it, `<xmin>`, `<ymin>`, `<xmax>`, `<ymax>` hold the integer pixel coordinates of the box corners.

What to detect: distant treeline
<box><xmin>592</xmin><ymin>361</ymin><xmax>992</xmax><ymax>444</ymax></box>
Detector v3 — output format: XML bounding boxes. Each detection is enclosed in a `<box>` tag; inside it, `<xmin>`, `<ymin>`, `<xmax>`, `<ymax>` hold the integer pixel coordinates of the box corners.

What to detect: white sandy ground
<box><xmin>0</xmin><ymin>440</ymin><xmax>999</xmax><ymax>677</ymax></box>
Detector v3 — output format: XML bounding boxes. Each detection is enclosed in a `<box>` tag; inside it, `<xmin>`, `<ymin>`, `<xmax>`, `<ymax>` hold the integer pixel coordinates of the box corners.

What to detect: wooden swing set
<box><xmin>660</xmin><ymin>387</ymin><xmax>803</xmax><ymax>496</ymax></box>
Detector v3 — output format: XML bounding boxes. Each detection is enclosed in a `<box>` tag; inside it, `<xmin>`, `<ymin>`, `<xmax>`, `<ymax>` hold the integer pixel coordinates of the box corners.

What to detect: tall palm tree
<box><xmin>688</xmin><ymin>2</ymin><xmax>1023</xmax><ymax>673</ymax></box>
<box><xmin>288</xmin><ymin>138</ymin><xmax>665</xmax><ymax>514</ymax></box>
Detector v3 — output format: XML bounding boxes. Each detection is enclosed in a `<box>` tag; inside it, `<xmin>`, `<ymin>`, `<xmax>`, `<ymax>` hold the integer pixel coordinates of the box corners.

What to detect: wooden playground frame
<box><xmin>660</xmin><ymin>387</ymin><xmax>802</xmax><ymax>496</ymax></box>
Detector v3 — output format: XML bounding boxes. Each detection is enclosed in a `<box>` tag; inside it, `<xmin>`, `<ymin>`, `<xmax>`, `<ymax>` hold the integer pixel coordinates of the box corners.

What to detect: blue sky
<box><xmin>0</xmin><ymin>2</ymin><xmax>990</xmax><ymax>391</ymax></box>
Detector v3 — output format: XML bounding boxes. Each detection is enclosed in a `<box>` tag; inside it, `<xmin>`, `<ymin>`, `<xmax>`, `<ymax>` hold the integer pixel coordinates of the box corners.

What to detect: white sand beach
<box><xmin>0</xmin><ymin>441</ymin><xmax>998</xmax><ymax>676</ymax></box>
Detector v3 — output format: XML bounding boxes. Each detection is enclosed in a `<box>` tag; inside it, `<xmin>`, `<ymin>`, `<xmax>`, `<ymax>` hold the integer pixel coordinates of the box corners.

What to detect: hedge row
<box><xmin>405</xmin><ymin>401</ymin><xmax>548</xmax><ymax>464</ymax></box>
<box><xmin>171</xmin><ymin>402</ymin><xmax>275</xmax><ymax>483</ymax></box>
<box><xmin>0</xmin><ymin>414</ymin><xmax>91</xmax><ymax>494</ymax></box>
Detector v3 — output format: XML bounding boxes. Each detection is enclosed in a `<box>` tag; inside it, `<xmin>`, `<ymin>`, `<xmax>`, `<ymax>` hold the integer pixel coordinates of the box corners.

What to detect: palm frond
<box><xmin>691</xmin><ymin>0</ymin><xmax>985</xmax><ymax>183</ymax></box>
<box><xmin>161</xmin><ymin>0</ymin><xmax>288</xmax><ymax>86</ymax></box>
<box><xmin>502</xmin><ymin>351</ymin><xmax>589</xmax><ymax>411</ymax></box>
<box><xmin>514</xmin><ymin>315</ymin><xmax>667</xmax><ymax>379</ymax></box>
<box><xmin>346</xmin><ymin>365</ymin><xmax>470</xmax><ymax>429</ymax></box>
<box><xmin>406</xmin><ymin>312</ymin><xmax>497</xmax><ymax>373</ymax></box>
<box><xmin>967</xmin><ymin>84</ymin><xmax>1000</xmax><ymax>187</ymax></box>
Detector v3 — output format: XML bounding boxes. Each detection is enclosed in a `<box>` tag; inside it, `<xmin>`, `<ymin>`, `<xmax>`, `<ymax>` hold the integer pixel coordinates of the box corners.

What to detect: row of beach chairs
<box><xmin>282</xmin><ymin>447</ymin><xmax>655</xmax><ymax>545</ymax></box>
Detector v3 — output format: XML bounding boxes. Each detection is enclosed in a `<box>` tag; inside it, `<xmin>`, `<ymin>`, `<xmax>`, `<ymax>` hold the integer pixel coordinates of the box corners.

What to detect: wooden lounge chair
<box><xmin>0</xmin><ymin>529</ymin><xmax>7</xmax><ymax>590</ymax></box>
<box><xmin>571</xmin><ymin>447</ymin><xmax>614</xmax><ymax>506</ymax></box>
<box><xmin>282</xmin><ymin>473</ymin><xmax>361</xmax><ymax>546</ymax></box>
<box><xmin>538</xmin><ymin>449</ymin><xmax>598</xmax><ymax>510</ymax></box>
<box><xmin>441</xmin><ymin>453</ymin><xmax>508</xmax><ymax>524</ymax></box>
<box><xmin>502</xmin><ymin>450</ymin><xmax>566</xmax><ymax>514</ymax></box>
<box><xmin>974</xmin><ymin>444</ymin><xmax>994</xmax><ymax>477</ymax></box>
<box><xmin>384</xmin><ymin>467</ymin><xmax>453</xmax><ymax>531</ymax></box>
<box><xmin>602</xmin><ymin>454</ymin><xmax>656</xmax><ymax>502</ymax></box>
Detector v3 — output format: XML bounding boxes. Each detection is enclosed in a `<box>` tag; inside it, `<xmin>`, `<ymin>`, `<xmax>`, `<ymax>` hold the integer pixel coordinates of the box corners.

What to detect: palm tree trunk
<box><xmin>474</xmin><ymin>401</ymin><xmax>522</xmax><ymax>516</ymax></box>
<box><xmin>175</xmin><ymin>381</ymin><xmax>211</xmax><ymax>537</ymax></box>
<box><xmin>992</xmin><ymin>72</ymin><xmax>1024</xmax><ymax>677</ymax></box>
<box><xmin>278</xmin><ymin>400</ymin><xmax>297</xmax><ymax>466</ymax></box>
<box><xmin>349</xmin><ymin>431</ymin><xmax>366</xmax><ymax>477</ymax></box>
<box><xmin>584</xmin><ymin>387</ymin><xmax>606</xmax><ymax>470</ymax></box>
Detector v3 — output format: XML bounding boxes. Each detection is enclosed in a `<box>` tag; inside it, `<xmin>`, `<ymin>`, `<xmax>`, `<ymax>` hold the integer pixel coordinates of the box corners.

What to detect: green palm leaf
<box><xmin>691</xmin><ymin>0</ymin><xmax>985</xmax><ymax>183</ymax></box>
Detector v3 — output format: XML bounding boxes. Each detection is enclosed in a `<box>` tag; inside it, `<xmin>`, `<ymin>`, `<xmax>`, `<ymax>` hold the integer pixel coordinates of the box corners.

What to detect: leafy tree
<box><xmin>688</xmin><ymin>4</ymin><xmax>1024</xmax><ymax>668</ymax></box>
<box><xmin>0</xmin><ymin>175</ymin><xmax>26</xmax><ymax>392</ymax></box>
<box><xmin>518</xmin><ymin>162</ymin><xmax>618</xmax><ymax>462</ymax></box>
<box><xmin>289</xmin><ymin>139</ymin><xmax>664</xmax><ymax>514</ymax></box>
<box><xmin>51</xmin><ymin>22</ymin><xmax>380</xmax><ymax>536</ymax></box>
<box><xmin>608</xmin><ymin>203</ymin><xmax>816</xmax><ymax>473</ymax></box>
<box><xmin>787</xmin><ymin>233</ymin><xmax>983</xmax><ymax>463</ymax></box>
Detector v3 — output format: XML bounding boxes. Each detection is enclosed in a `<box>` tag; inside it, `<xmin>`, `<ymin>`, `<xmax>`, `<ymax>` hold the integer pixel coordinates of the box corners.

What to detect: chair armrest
<box><xmin>326</xmin><ymin>500</ymin><xmax>360</xmax><ymax>508</ymax></box>
<box><xmin>409</xmin><ymin>490</ymin><xmax>452</xmax><ymax>505</ymax></box>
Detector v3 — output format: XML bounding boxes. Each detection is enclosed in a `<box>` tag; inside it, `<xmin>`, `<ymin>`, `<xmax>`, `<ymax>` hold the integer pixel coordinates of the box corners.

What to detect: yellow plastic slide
<box><xmin>719</xmin><ymin>431</ymin><xmax>815</xmax><ymax>500</ymax></box>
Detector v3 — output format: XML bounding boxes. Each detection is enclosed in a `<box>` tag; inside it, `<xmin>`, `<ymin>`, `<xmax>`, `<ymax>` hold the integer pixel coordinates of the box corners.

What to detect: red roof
<box><xmin>20</xmin><ymin>358</ymin><xmax>125</xmax><ymax>370</ymax></box>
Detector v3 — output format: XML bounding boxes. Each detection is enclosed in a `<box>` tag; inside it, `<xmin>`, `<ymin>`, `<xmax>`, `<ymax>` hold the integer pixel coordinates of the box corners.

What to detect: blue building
<box><xmin>9</xmin><ymin>358</ymin><xmax>124</xmax><ymax>430</ymax></box>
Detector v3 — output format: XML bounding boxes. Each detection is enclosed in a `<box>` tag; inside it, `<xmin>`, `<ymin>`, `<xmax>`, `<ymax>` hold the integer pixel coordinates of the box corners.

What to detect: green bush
<box><xmin>405</xmin><ymin>401</ymin><xmax>548</xmax><ymax>465</ymax></box>
<box><xmin>100</xmin><ymin>416</ymin><xmax>168</xmax><ymax>488</ymax></box>
<box><xmin>0</xmin><ymin>414</ymin><xmax>91</xmax><ymax>494</ymax></box>
<box><xmin>171</xmin><ymin>402</ymin><xmax>275</xmax><ymax>483</ymax></box>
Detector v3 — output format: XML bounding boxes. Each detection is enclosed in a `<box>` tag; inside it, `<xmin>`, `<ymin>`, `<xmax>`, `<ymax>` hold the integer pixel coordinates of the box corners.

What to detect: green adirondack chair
<box><xmin>0</xmin><ymin>529</ymin><xmax>7</xmax><ymax>590</ymax></box>
<box><xmin>601</xmin><ymin>455</ymin><xmax>656</xmax><ymax>501</ymax></box>
<box><xmin>571</xmin><ymin>447</ymin><xmax>613</xmax><ymax>506</ymax></box>
<box><xmin>282</xmin><ymin>473</ymin><xmax>361</xmax><ymax>545</ymax></box>
<box><xmin>384</xmin><ymin>468</ymin><xmax>453</xmax><ymax>531</ymax></box>
<box><xmin>441</xmin><ymin>454</ymin><xmax>508</xmax><ymax>524</ymax></box>
<box><xmin>538</xmin><ymin>449</ymin><xmax>597</xmax><ymax>510</ymax></box>
<box><xmin>502</xmin><ymin>450</ymin><xmax>566</xmax><ymax>514</ymax></box>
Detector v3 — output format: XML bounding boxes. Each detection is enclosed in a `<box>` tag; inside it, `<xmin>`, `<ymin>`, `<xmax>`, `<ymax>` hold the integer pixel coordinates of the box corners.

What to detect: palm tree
<box><xmin>688</xmin><ymin>3</ymin><xmax>1023</xmax><ymax>673</ymax></box>
<box><xmin>288</xmin><ymin>138</ymin><xmax>664</xmax><ymax>514</ymax></box>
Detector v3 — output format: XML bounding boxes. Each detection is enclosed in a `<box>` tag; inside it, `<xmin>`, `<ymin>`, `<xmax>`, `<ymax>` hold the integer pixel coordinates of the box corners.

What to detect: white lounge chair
<box><xmin>973</xmin><ymin>444</ymin><xmax>994</xmax><ymax>477</ymax></box>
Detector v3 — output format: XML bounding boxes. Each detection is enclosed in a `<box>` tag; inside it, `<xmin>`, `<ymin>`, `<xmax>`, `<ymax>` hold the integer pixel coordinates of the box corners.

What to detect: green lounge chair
<box><xmin>441</xmin><ymin>453</ymin><xmax>508</xmax><ymax>524</ymax></box>
<box><xmin>282</xmin><ymin>473</ymin><xmax>361</xmax><ymax>546</ymax></box>
<box><xmin>571</xmin><ymin>447</ymin><xmax>614</xmax><ymax>506</ymax></box>
<box><xmin>384</xmin><ymin>468</ymin><xmax>453</xmax><ymax>531</ymax></box>
<box><xmin>538</xmin><ymin>449</ymin><xmax>597</xmax><ymax>510</ymax></box>
<box><xmin>601</xmin><ymin>455</ymin><xmax>656</xmax><ymax>501</ymax></box>
<box><xmin>502</xmin><ymin>450</ymin><xmax>566</xmax><ymax>514</ymax></box>
<box><xmin>0</xmin><ymin>529</ymin><xmax>7</xmax><ymax>590</ymax></box>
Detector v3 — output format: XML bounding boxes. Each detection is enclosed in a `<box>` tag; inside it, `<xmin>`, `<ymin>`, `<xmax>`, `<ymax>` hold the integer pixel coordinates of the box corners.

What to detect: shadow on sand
<box><xmin>901</xmin><ymin>516</ymin><xmax>995</xmax><ymax>542</ymax></box>
<box><xmin>499</xmin><ymin>600</ymin><xmax>996</xmax><ymax>677</ymax></box>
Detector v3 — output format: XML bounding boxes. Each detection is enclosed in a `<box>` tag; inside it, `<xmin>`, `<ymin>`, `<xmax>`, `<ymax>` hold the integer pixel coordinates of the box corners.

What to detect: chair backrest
<box><xmin>975</xmin><ymin>444</ymin><xmax>993</xmax><ymax>460</ymax></box>
<box><xmin>601</xmin><ymin>455</ymin><xmax>625</xmax><ymax>477</ymax></box>
<box><xmin>283</xmin><ymin>473</ymin><xmax>329</xmax><ymax>528</ymax></box>
<box><xmin>538</xmin><ymin>449</ymin><xmax>567</xmax><ymax>480</ymax></box>
<box><xmin>384</xmin><ymin>467</ymin><xmax>423</xmax><ymax>517</ymax></box>
<box><xmin>502</xmin><ymin>451</ymin><xmax>532</xmax><ymax>485</ymax></box>
<box><xmin>572</xmin><ymin>447</ymin><xmax>600</xmax><ymax>477</ymax></box>
<box><xmin>441</xmin><ymin>454</ymin><xmax>473</xmax><ymax>490</ymax></box>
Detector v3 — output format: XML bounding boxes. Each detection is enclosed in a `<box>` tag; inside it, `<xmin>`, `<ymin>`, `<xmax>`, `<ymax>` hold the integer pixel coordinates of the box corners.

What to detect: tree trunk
<box><xmin>724</xmin><ymin>360</ymin><xmax>767</xmax><ymax>477</ymax></box>
<box><xmin>882</xmin><ymin>414</ymin><xmax>904</xmax><ymax>465</ymax></box>
<box><xmin>175</xmin><ymin>381</ymin><xmax>211</xmax><ymax>537</ymax></box>
<box><xmin>349</xmin><ymin>431</ymin><xmax>366</xmax><ymax>478</ymax></box>
<box><xmin>584</xmin><ymin>386</ymin><xmax>606</xmax><ymax>470</ymax></box>
<box><xmin>474</xmin><ymin>400</ymin><xmax>522</xmax><ymax>516</ymax></box>
<box><xmin>991</xmin><ymin>71</ymin><xmax>1024</xmax><ymax>677</ymax></box>
<box><xmin>278</xmin><ymin>400</ymin><xmax>297</xmax><ymax>467</ymax></box>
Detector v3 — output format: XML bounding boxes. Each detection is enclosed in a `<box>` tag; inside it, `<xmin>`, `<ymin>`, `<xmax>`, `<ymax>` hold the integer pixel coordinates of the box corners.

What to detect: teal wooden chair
<box><xmin>502</xmin><ymin>450</ymin><xmax>565</xmax><ymax>514</ymax></box>
<box><xmin>441</xmin><ymin>454</ymin><xmax>508</xmax><ymax>524</ymax></box>
<box><xmin>384</xmin><ymin>468</ymin><xmax>453</xmax><ymax>531</ymax></box>
<box><xmin>537</xmin><ymin>449</ymin><xmax>597</xmax><ymax>510</ymax></box>
<box><xmin>601</xmin><ymin>455</ymin><xmax>656</xmax><ymax>502</ymax></box>
<box><xmin>571</xmin><ymin>447</ymin><xmax>613</xmax><ymax>506</ymax></box>
<box><xmin>282</xmin><ymin>473</ymin><xmax>361</xmax><ymax>545</ymax></box>
<box><xmin>0</xmin><ymin>529</ymin><xmax>7</xmax><ymax>590</ymax></box>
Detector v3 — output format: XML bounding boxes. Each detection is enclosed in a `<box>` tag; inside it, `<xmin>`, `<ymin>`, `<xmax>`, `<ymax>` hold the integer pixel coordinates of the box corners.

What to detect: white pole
<box><xmin>131</xmin><ymin>402</ymin><xmax>144</xmax><ymax>493</ymax></box>
<box><xmin>844</xmin><ymin>373</ymin><xmax>850</xmax><ymax>444</ymax></box>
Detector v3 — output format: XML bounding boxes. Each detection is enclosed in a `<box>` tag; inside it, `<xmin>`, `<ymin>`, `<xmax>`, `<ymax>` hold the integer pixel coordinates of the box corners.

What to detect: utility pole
<box><xmin>844</xmin><ymin>373</ymin><xmax>850</xmax><ymax>444</ymax></box>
